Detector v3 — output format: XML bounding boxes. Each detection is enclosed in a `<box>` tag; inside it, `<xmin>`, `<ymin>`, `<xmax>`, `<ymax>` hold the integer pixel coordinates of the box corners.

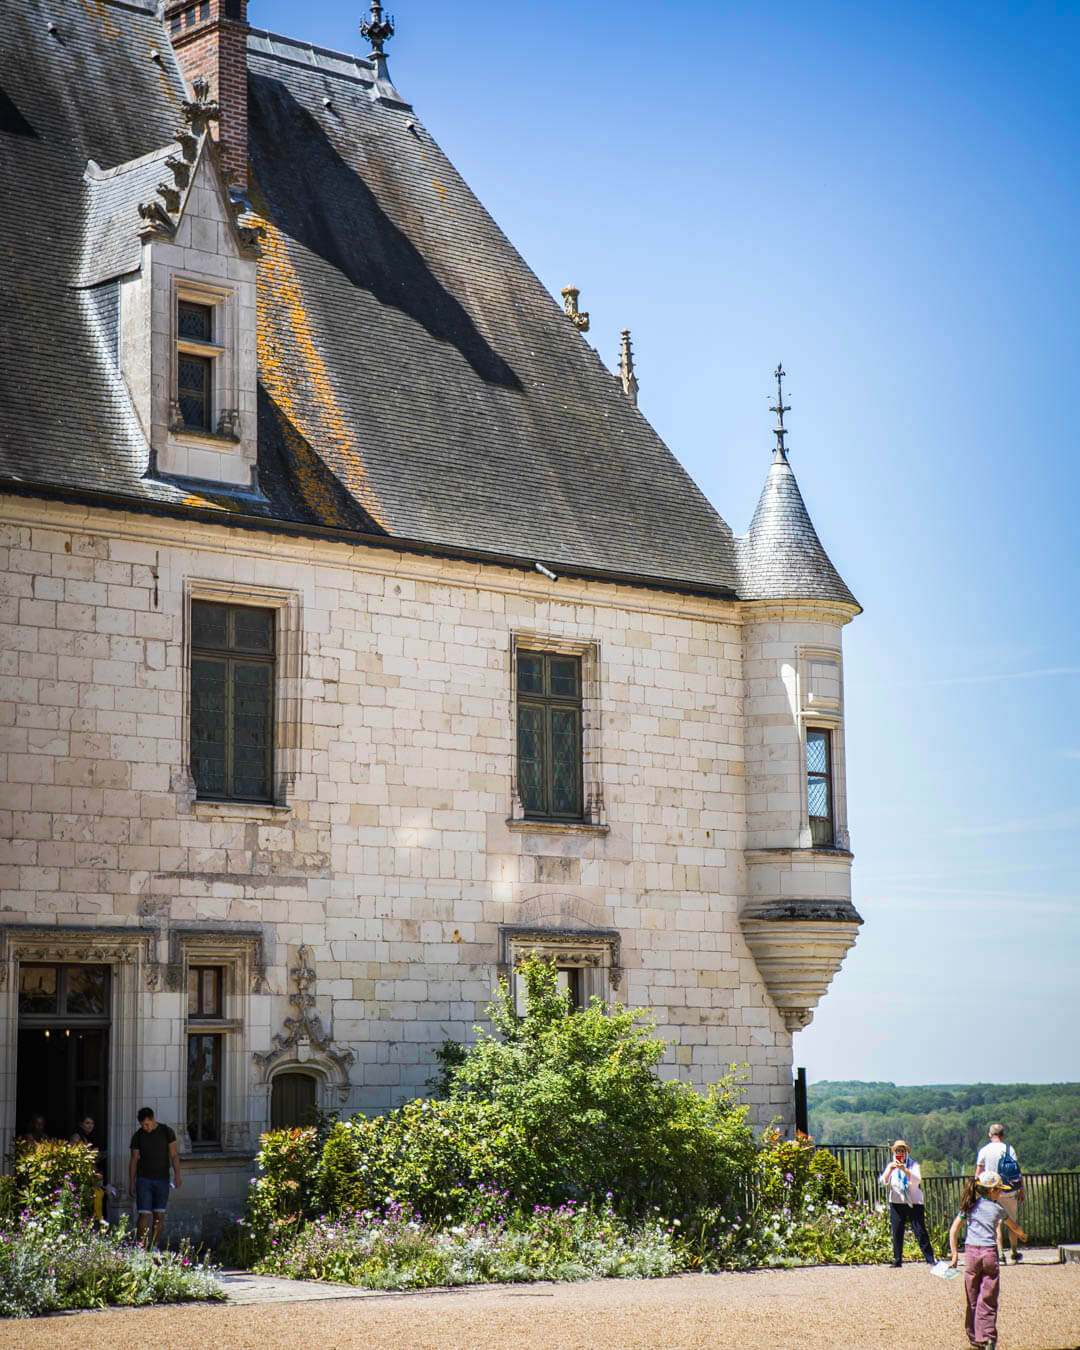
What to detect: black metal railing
<box><xmin>817</xmin><ymin>1143</ymin><xmax>1080</xmax><ymax>1245</ymax></box>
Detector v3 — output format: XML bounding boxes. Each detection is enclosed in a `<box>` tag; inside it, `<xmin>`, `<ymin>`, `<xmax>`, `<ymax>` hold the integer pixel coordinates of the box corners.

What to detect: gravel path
<box><xmin>4</xmin><ymin>1260</ymin><xmax>1079</xmax><ymax>1350</ymax></box>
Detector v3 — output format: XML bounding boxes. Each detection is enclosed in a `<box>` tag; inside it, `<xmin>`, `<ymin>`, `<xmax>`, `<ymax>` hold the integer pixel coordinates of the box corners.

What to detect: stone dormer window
<box><xmin>79</xmin><ymin>80</ymin><xmax>261</xmax><ymax>491</ymax></box>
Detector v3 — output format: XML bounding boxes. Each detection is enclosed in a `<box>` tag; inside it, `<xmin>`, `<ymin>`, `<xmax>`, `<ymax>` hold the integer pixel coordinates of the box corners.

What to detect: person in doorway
<box><xmin>975</xmin><ymin>1123</ymin><xmax>1026</xmax><ymax>1263</ymax></box>
<box><xmin>948</xmin><ymin>1171</ymin><xmax>1026</xmax><ymax>1350</ymax></box>
<box><xmin>20</xmin><ymin>1113</ymin><xmax>48</xmax><ymax>1145</ymax></box>
<box><xmin>128</xmin><ymin>1107</ymin><xmax>181</xmax><ymax>1247</ymax></box>
<box><xmin>71</xmin><ymin>1113</ymin><xmax>114</xmax><ymax>1207</ymax></box>
<box><xmin>879</xmin><ymin>1138</ymin><xmax>937</xmax><ymax>1266</ymax></box>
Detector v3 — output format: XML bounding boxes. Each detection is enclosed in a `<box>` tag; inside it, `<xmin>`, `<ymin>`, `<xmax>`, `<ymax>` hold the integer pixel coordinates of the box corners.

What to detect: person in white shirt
<box><xmin>975</xmin><ymin>1124</ymin><xmax>1026</xmax><ymax>1263</ymax></box>
<box><xmin>880</xmin><ymin>1138</ymin><xmax>937</xmax><ymax>1266</ymax></box>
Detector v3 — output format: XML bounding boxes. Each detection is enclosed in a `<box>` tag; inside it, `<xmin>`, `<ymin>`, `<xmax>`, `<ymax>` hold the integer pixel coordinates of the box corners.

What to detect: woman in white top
<box><xmin>879</xmin><ymin>1138</ymin><xmax>937</xmax><ymax>1267</ymax></box>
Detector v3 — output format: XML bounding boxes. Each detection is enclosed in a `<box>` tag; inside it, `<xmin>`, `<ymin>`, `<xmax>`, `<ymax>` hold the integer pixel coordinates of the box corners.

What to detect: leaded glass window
<box><xmin>177</xmin><ymin>301</ymin><xmax>214</xmax><ymax>431</ymax></box>
<box><xmin>187</xmin><ymin>1032</ymin><xmax>221</xmax><ymax>1147</ymax></box>
<box><xmin>188</xmin><ymin>966</ymin><xmax>223</xmax><ymax>1019</ymax></box>
<box><xmin>517</xmin><ymin>651</ymin><xmax>582</xmax><ymax>820</ymax></box>
<box><xmin>191</xmin><ymin>600</ymin><xmax>274</xmax><ymax>802</ymax></box>
<box><xmin>806</xmin><ymin>728</ymin><xmax>834</xmax><ymax>847</ymax></box>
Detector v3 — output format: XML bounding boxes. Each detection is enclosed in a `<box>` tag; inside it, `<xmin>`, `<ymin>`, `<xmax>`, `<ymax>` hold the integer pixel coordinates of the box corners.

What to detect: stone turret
<box><xmin>736</xmin><ymin>367</ymin><xmax>862</xmax><ymax>1032</ymax></box>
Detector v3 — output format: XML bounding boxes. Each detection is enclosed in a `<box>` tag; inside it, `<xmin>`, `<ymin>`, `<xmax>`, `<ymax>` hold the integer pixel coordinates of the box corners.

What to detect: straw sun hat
<box><xmin>977</xmin><ymin>1171</ymin><xmax>1013</xmax><ymax>1192</ymax></box>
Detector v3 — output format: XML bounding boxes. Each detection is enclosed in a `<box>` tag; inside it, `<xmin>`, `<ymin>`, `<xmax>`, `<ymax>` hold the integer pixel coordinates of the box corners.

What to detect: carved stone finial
<box><xmin>360</xmin><ymin>1</ymin><xmax>394</xmax><ymax>55</ymax></box>
<box><xmin>561</xmin><ymin>285</ymin><xmax>590</xmax><ymax>333</ymax></box>
<box><xmin>618</xmin><ymin>328</ymin><xmax>639</xmax><ymax>406</ymax></box>
<box><xmin>182</xmin><ymin>76</ymin><xmax>220</xmax><ymax>138</ymax></box>
<box><xmin>769</xmin><ymin>362</ymin><xmax>791</xmax><ymax>459</ymax></box>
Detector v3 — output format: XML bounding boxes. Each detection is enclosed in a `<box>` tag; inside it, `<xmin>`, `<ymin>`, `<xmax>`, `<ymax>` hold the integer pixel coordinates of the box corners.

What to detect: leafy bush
<box><xmin>445</xmin><ymin>957</ymin><xmax>757</xmax><ymax>1214</ymax></box>
<box><xmin>9</xmin><ymin>1139</ymin><xmax>97</xmax><ymax>1218</ymax></box>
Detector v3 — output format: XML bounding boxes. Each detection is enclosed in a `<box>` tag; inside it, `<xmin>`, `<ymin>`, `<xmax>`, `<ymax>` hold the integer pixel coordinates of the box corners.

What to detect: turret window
<box><xmin>806</xmin><ymin>728</ymin><xmax>834</xmax><ymax>847</ymax></box>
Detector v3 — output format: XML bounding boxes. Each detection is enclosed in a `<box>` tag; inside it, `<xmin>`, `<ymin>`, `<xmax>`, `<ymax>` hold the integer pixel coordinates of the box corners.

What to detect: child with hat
<box><xmin>948</xmin><ymin>1171</ymin><xmax>1027</xmax><ymax>1350</ymax></box>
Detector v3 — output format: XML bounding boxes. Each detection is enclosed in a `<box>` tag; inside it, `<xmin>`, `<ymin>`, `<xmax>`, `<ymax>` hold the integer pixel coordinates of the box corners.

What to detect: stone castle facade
<box><xmin>0</xmin><ymin>0</ymin><xmax>862</xmax><ymax>1231</ymax></box>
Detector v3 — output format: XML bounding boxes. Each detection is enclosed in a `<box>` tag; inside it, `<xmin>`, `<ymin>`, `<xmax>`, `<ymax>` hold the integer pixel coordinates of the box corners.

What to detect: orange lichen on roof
<box><xmin>248</xmin><ymin>177</ymin><xmax>387</xmax><ymax>531</ymax></box>
<box><xmin>182</xmin><ymin>491</ymin><xmax>239</xmax><ymax>511</ymax></box>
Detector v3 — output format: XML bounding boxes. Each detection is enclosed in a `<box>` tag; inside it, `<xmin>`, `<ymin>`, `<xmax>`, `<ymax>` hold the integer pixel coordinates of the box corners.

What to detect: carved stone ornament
<box><xmin>168</xmin><ymin>399</ymin><xmax>185</xmax><ymax>432</ymax></box>
<box><xmin>182</xmin><ymin>76</ymin><xmax>221</xmax><ymax>138</ymax></box>
<box><xmin>216</xmin><ymin>408</ymin><xmax>241</xmax><ymax>440</ymax></box>
<box><xmin>561</xmin><ymin>285</ymin><xmax>590</xmax><ymax>332</ymax></box>
<box><xmin>136</xmin><ymin>199</ymin><xmax>176</xmax><ymax>238</ymax></box>
<box><xmin>253</xmin><ymin>944</ymin><xmax>355</xmax><ymax>1078</ymax></box>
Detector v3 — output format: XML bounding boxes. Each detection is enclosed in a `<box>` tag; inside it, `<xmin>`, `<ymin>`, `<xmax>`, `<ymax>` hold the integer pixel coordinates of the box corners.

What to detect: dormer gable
<box><xmin>81</xmin><ymin>84</ymin><xmax>262</xmax><ymax>492</ymax></box>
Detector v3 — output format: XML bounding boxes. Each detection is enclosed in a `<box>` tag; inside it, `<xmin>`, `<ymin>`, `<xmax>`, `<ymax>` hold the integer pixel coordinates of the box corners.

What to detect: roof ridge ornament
<box><xmin>361</xmin><ymin>3</ymin><xmax>407</xmax><ymax>104</ymax></box>
<box><xmin>618</xmin><ymin>328</ymin><xmax>639</xmax><ymax>405</ymax></box>
<box><xmin>181</xmin><ymin>75</ymin><xmax>220</xmax><ymax>138</ymax></box>
<box><xmin>769</xmin><ymin>362</ymin><xmax>790</xmax><ymax>459</ymax></box>
<box><xmin>561</xmin><ymin>285</ymin><xmax>589</xmax><ymax>332</ymax></box>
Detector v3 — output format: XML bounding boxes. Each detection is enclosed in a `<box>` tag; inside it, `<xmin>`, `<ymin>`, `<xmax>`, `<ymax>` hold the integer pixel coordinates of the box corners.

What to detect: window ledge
<box><xmin>169</xmin><ymin>428</ymin><xmax>241</xmax><ymax>447</ymax></box>
<box><xmin>186</xmin><ymin>1019</ymin><xmax>243</xmax><ymax>1033</ymax></box>
<box><xmin>506</xmin><ymin>818</ymin><xmax>609</xmax><ymax>836</ymax></box>
<box><xmin>194</xmin><ymin>800</ymin><xmax>291</xmax><ymax>822</ymax></box>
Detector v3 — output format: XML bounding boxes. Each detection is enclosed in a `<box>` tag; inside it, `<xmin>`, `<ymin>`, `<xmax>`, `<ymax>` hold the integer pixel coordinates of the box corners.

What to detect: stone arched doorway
<box><xmin>270</xmin><ymin>1071</ymin><xmax>318</xmax><ymax>1130</ymax></box>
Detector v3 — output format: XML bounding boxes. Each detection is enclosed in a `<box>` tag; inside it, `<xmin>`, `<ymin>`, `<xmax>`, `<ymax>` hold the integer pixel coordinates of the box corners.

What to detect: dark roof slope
<box><xmin>243</xmin><ymin>30</ymin><xmax>738</xmax><ymax>589</ymax></box>
<box><xmin>735</xmin><ymin>450</ymin><xmax>859</xmax><ymax>608</ymax></box>
<box><xmin>0</xmin><ymin>1</ymin><xmax>851</xmax><ymax>605</ymax></box>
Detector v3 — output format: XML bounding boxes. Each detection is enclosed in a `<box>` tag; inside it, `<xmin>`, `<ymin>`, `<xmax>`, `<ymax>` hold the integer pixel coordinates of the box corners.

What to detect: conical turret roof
<box><xmin>735</xmin><ymin>449</ymin><xmax>859</xmax><ymax>608</ymax></box>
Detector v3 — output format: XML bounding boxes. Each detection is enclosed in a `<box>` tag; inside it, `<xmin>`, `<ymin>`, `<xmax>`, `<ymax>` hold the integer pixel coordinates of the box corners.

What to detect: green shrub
<box><xmin>445</xmin><ymin>957</ymin><xmax>757</xmax><ymax>1215</ymax></box>
<box><xmin>9</xmin><ymin>1139</ymin><xmax>97</xmax><ymax>1218</ymax></box>
<box><xmin>807</xmin><ymin>1148</ymin><xmax>855</xmax><ymax>1207</ymax></box>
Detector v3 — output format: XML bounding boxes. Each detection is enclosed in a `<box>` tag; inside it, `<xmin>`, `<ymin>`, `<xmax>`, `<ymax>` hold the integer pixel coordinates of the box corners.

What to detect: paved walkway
<box><xmin>3</xmin><ymin>1256</ymin><xmax>1078</xmax><ymax>1350</ymax></box>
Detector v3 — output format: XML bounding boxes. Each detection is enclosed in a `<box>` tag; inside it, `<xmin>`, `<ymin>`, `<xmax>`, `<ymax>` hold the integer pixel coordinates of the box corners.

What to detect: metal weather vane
<box><xmin>769</xmin><ymin>362</ymin><xmax>791</xmax><ymax>457</ymax></box>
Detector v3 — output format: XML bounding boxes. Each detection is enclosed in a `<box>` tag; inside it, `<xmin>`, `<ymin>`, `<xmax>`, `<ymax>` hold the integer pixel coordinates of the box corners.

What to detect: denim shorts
<box><xmin>135</xmin><ymin>1176</ymin><xmax>171</xmax><ymax>1213</ymax></box>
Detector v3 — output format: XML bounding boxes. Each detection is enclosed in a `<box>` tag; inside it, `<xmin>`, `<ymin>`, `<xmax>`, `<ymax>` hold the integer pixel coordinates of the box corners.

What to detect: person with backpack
<box><xmin>975</xmin><ymin>1124</ymin><xmax>1025</xmax><ymax>1262</ymax></box>
<box><xmin>948</xmin><ymin>1172</ymin><xmax>1027</xmax><ymax>1350</ymax></box>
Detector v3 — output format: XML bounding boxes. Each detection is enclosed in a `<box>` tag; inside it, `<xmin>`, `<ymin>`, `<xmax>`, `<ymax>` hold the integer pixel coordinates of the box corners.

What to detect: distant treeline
<box><xmin>808</xmin><ymin>1081</ymin><xmax>1080</xmax><ymax>1174</ymax></box>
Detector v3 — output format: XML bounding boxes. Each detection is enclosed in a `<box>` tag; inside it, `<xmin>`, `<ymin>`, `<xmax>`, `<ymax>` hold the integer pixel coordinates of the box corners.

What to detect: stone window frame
<box><xmin>797</xmin><ymin>647</ymin><xmax>848</xmax><ymax>851</ymax></box>
<box><xmin>498</xmin><ymin>927</ymin><xmax>622</xmax><ymax>1011</ymax></box>
<box><xmin>168</xmin><ymin>277</ymin><xmax>241</xmax><ymax>447</ymax></box>
<box><xmin>171</xmin><ymin>928</ymin><xmax>266</xmax><ymax>1157</ymax></box>
<box><xmin>508</xmin><ymin>631</ymin><xmax>605</xmax><ymax>829</ymax></box>
<box><xmin>182</xmin><ymin>579</ymin><xmax>302</xmax><ymax>818</ymax></box>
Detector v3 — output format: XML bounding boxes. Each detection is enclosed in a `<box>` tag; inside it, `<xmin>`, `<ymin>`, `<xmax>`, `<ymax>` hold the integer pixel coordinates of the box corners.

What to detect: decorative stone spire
<box><xmin>618</xmin><ymin>329</ymin><xmax>639</xmax><ymax>405</ymax></box>
<box><xmin>361</xmin><ymin>3</ymin><xmax>405</xmax><ymax>104</ymax></box>
<box><xmin>769</xmin><ymin>361</ymin><xmax>790</xmax><ymax>459</ymax></box>
<box><xmin>561</xmin><ymin>286</ymin><xmax>589</xmax><ymax>332</ymax></box>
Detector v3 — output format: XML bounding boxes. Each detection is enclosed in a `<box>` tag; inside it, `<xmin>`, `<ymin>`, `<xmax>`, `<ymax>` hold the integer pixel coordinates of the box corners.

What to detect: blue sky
<box><xmin>253</xmin><ymin>1</ymin><xmax>1080</xmax><ymax>1084</ymax></box>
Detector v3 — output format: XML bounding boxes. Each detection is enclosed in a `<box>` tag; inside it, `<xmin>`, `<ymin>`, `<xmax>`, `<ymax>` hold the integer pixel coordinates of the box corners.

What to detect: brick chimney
<box><xmin>165</xmin><ymin>0</ymin><xmax>249</xmax><ymax>189</ymax></box>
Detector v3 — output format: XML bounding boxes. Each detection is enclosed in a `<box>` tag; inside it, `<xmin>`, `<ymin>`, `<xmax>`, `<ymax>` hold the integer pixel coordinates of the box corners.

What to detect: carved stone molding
<box><xmin>739</xmin><ymin>900</ymin><xmax>861</xmax><ymax>1033</ymax></box>
<box><xmin>499</xmin><ymin>926</ymin><xmax>623</xmax><ymax>992</ymax></box>
<box><xmin>0</xmin><ymin>925</ymin><xmax>159</xmax><ymax>989</ymax></box>
<box><xmin>165</xmin><ymin>925</ymin><xmax>268</xmax><ymax>995</ymax></box>
<box><xmin>253</xmin><ymin>944</ymin><xmax>354</xmax><ymax>1083</ymax></box>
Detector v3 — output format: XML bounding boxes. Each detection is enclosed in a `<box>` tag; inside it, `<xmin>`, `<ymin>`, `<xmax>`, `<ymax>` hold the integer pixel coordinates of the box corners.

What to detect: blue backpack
<box><xmin>998</xmin><ymin>1145</ymin><xmax>1022</xmax><ymax>1186</ymax></box>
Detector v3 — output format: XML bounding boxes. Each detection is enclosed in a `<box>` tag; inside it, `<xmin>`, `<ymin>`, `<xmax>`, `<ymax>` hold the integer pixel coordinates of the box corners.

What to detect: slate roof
<box><xmin>735</xmin><ymin>450</ymin><xmax>859</xmax><ymax>608</ymax></box>
<box><xmin>77</xmin><ymin>146</ymin><xmax>178</xmax><ymax>288</ymax></box>
<box><xmin>0</xmin><ymin>0</ymin><xmax>855</xmax><ymax>604</ymax></box>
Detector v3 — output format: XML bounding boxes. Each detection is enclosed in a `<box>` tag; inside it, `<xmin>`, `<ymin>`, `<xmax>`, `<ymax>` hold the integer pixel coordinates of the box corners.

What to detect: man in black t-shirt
<box><xmin>128</xmin><ymin>1106</ymin><xmax>181</xmax><ymax>1246</ymax></box>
